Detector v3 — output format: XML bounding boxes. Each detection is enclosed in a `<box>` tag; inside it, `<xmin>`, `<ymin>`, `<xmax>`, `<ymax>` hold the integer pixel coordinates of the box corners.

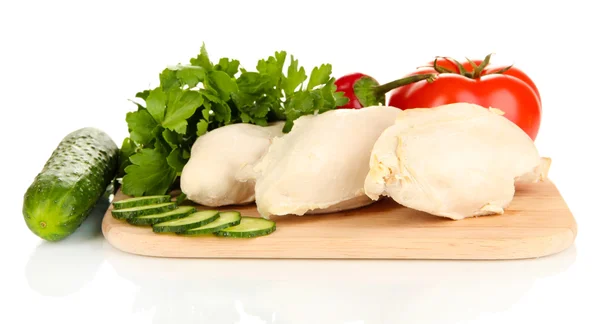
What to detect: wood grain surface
<box><xmin>102</xmin><ymin>180</ymin><xmax>577</xmax><ymax>260</ymax></box>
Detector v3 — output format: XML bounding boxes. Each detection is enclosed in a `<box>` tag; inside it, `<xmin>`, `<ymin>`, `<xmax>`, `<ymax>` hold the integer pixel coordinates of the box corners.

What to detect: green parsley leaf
<box><xmin>175</xmin><ymin>66</ymin><xmax>205</xmax><ymax>89</ymax></box>
<box><xmin>241</xmin><ymin>96</ymin><xmax>273</xmax><ymax>121</ymax></box>
<box><xmin>239</xmin><ymin>112</ymin><xmax>252</xmax><ymax>123</ymax></box>
<box><xmin>159</xmin><ymin>68</ymin><xmax>180</xmax><ymax>91</ymax></box>
<box><xmin>136</xmin><ymin>90</ymin><xmax>150</xmax><ymax>100</ymax></box>
<box><xmin>162</xmin><ymin>89</ymin><xmax>204</xmax><ymax>134</ymax></box>
<box><xmin>215</xmin><ymin>58</ymin><xmax>240</xmax><ymax>77</ymax></box>
<box><xmin>334</xmin><ymin>90</ymin><xmax>350</xmax><ymax>106</ymax></box>
<box><xmin>117</xmin><ymin>137</ymin><xmax>136</xmax><ymax>178</ymax></box>
<box><xmin>167</xmin><ymin>148</ymin><xmax>187</xmax><ymax>174</ymax></box>
<box><xmin>126</xmin><ymin>109</ymin><xmax>158</xmax><ymax>145</ymax></box>
<box><xmin>233</xmin><ymin>66</ymin><xmax>282</xmax><ymax>123</ymax></box>
<box><xmin>307</xmin><ymin>64</ymin><xmax>333</xmax><ymax>90</ymax></box>
<box><xmin>281</xmin><ymin>55</ymin><xmax>307</xmax><ymax>96</ymax></box>
<box><xmin>153</xmin><ymin>131</ymin><xmax>171</xmax><ymax>155</ymax></box>
<box><xmin>201</xmin><ymin>106</ymin><xmax>211</xmax><ymax>121</ymax></box>
<box><xmin>283</xmin><ymin>91</ymin><xmax>314</xmax><ymax>132</ymax></box>
<box><xmin>190</xmin><ymin>43</ymin><xmax>213</xmax><ymax>70</ymax></box>
<box><xmin>288</xmin><ymin>91</ymin><xmax>315</xmax><ymax>115</ymax></box>
<box><xmin>236</xmin><ymin>72</ymin><xmax>276</xmax><ymax>94</ymax></box>
<box><xmin>211</xmin><ymin>101</ymin><xmax>232</xmax><ymax>124</ymax></box>
<box><xmin>316</xmin><ymin>79</ymin><xmax>337</xmax><ymax>111</ymax></box>
<box><xmin>207</xmin><ymin>70</ymin><xmax>238</xmax><ymax>100</ymax></box>
<box><xmin>200</xmin><ymin>88</ymin><xmax>224</xmax><ymax>103</ymax></box>
<box><xmin>353</xmin><ymin>76</ymin><xmax>385</xmax><ymax>107</ymax></box>
<box><xmin>196</xmin><ymin>119</ymin><xmax>209</xmax><ymax>136</ymax></box>
<box><xmin>162</xmin><ymin>129</ymin><xmax>181</xmax><ymax>149</ymax></box>
<box><xmin>122</xmin><ymin>148</ymin><xmax>177</xmax><ymax>196</ymax></box>
<box><xmin>145</xmin><ymin>88</ymin><xmax>167</xmax><ymax>123</ymax></box>
<box><xmin>257</xmin><ymin>51</ymin><xmax>286</xmax><ymax>78</ymax></box>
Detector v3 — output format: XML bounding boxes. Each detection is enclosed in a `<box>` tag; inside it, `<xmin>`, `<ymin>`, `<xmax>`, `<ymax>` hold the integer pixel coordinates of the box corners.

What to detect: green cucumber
<box><xmin>112</xmin><ymin>202</ymin><xmax>176</xmax><ymax>220</ymax></box>
<box><xmin>127</xmin><ymin>206</ymin><xmax>196</xmax><ymax>226</ymax></box>
<box><xmin>153</xmin><ymin>210</ymin><xmax>220</xmax><ymax>233</ymax></box>
<box><xmin>113</xmin><ymin>195</ymin><xmax>172</xmax><ymax>210</ymax></box>
<box><xmin>181</xmin><ymin>211</ymin><xmax>242</xmax><ymax>235</ymax></box>
<box><xmin>215</xmin><ymin>217</ymin><xmax>276</xmax><ymax>238</ymax></box>
<box><xmin>22</xmin><ymin>127</ymin><xmax>119</xmax><ymax>242</ymax></box>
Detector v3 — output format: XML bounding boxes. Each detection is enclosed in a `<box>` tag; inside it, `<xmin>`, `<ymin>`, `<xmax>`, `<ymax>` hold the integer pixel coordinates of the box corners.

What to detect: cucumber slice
<box><xmin>113</xmin><ymin>195</ymin><xmax>172</xmax><ymax>210</ymax></box>
<box><xmin>215</xmin><ymin>217</ymin><xmax>276</xmax><ymax>238</ymax></box>
<box><xmin>181</xmin><ymin>211</ymin><xmax>242</xmax><ymax>235</ymax></box>
<box><xmin>111</xmin><ymin>202</ymin><xmax>176</xmax><ymax>220</ymax></box>
<box><xmin>153</xmin><ymin>210</ymin><xmax>220</xmax><ymax>233</ymax></box>
<box><xmin>127</xmin><ymin>206</ymin><xmax>196</xmax><ymax>226</ymax></box>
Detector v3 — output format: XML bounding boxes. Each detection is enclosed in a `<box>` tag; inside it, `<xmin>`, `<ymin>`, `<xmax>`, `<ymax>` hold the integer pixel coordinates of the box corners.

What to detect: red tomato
<box><xmin>415</xmin><ymin>57</ymin><xmax>541</xmax><ymax>103</ymax></box>
<box><xmin>389</xmin><ymin>57</ymin><xmax>542</xmax><ymax>140</ymax></box>
<box><xmin>484</xmin><ymin>65</ymin><xmax>541</xmax><ymax>102</ymax></box>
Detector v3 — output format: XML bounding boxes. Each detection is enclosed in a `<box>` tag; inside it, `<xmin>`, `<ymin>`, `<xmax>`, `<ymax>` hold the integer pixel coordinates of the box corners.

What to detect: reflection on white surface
<box><xmin>235</xmin><ymin>300</ymin><xmax>268</xmax><ymax>324</ymax></box>
<box><xmin>24</xmin><ymin>197</ymin><xmax>109</xmax><ymax>296</ymax></box>
<box><xmin>21</xmin><ymin>194</ymin><xmax>578</xmax><ymax>323</ymax></box>
<box><xmin>102</xmin><ymin>239</ymin><xmax>576</xmax><ymax>324</ymax></box>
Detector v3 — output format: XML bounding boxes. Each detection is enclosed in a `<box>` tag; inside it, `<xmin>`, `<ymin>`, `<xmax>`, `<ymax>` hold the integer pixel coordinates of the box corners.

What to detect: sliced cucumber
<box><xmin>181</xmin><ymin>211</ymin><xmax>242</xmax><ymax>235</ymax></box>
<box><xmin>113</xmin><ymin>195</ymin><xmax>172</xmax><ymax>210</ymax></box>
<box><xmin>111</xmin><ymin>202</ymin><xmax>176</xmax><ymax>220</ymax></box>
<box><xmin>215</xmin><ymin>217</ymin><xmax>276</xmax><ymax>238</ymax></box>
<box><xmin>153</xmin><ymin>210</ymin><xmax>220</xmax><ymax>233</ymax></box>
<box><xmin>127</xmin><ymin>206</ymin><xmax>196</xmax><ymax>226</ymax></box>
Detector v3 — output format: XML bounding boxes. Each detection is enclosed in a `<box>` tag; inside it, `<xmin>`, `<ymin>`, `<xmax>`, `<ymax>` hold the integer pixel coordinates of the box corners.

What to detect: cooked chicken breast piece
<box><xmin>364</xmin><ymin>102</ymin><xmax>550</xmax><ymax>220</ymax></box>
<box><xmin>239</xmin><ymin>106</ymin><xmax>401</xmax><ymax>218</ymax></box>
<box><xmin>181</xmin><ymin>122</ymin><xmax>283</xmax><ymax>207</ymax></box>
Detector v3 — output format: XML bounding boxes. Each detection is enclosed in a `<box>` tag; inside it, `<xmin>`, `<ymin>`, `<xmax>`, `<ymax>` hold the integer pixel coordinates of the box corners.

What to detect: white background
<box><xmin>2</xmin><ymin>0</ymin><xmax>599</xmax><ymax>323</ymax></box>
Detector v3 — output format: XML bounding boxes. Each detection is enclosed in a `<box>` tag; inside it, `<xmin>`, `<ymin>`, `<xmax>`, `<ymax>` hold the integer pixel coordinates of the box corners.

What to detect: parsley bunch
<box><xmin>119</xmin><ymin>45</ymin><xmax>348</xmax><ymax>197</ymax></box>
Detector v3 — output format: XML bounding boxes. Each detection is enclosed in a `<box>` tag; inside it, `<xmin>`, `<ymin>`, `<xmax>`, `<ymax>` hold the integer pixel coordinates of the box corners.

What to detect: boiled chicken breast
<box><xmin>180</xmin><ymin>122</ymin><xmax>284</xmax><ymax>207</ymax></box>
<box><xmin>364</xmin><ymin>102</ymin><xmax>550</xmax><ymax>220</ymax></box>
<box><xmin>238</xmin><ymin>106</ymin><xmax>401</xmax><ymax>218</ymax></box>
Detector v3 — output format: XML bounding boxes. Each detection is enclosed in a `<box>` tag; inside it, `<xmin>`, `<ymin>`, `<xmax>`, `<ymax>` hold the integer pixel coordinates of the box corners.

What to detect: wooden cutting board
<box><xmin>101</xmin><ymin>180</ymin><xmax>577</xmax><ymax>260</ymax></box>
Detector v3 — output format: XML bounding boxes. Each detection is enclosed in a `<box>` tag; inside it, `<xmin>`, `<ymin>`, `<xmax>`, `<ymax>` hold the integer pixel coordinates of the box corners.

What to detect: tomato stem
<box><xmin>373</xmin><ymin>74</ymin><xmax>437</xmax><ymax>96</ymax></box>
<box><xmin>429</xmin><ymin>53</ymin><xmax>514</xmax><ymax>79</ymax></box>
<box><xmin>433</xmin><ymin>57</ymin><xmax>455</xmax><ymax>74</ymax></box>
<box><xmin>465</xmin><ymin>57</ymin><xmax>478</xmax><ymax>70</ymax></box>
<box><xmin>491</xmin><ymin>64</ymin><xmax>514</xmax><ymax>74</ymax></box>
<box><xmin>473</xmin><ymin>53</ymin><xmax>494</xmax><ymax>78</ymax></box>
<box><xmin>452</xmin><ymin>58</ymin><xmax>470</xmax><ymax>77</ymax></box>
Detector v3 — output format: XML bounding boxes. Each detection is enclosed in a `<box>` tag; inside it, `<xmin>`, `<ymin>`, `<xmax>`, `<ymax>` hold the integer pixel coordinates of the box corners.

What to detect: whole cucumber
<box><xmin>23</xmin><ymin>127</ymin><xmax>119</xmax><ymax>241</ymax></box>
